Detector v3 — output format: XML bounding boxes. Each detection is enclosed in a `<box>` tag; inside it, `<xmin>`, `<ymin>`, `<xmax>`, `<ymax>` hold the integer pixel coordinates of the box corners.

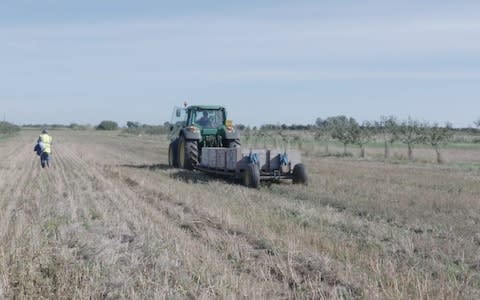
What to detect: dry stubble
<box><xmin>0</xmin><ymin>130</ymin><xmax>479</xmax><ymax>299</ymax></box>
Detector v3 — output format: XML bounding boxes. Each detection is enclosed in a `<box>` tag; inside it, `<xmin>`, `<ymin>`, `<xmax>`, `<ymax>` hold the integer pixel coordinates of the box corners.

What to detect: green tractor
<box><xmin>168</xmin><ymin>105</ymin><xmax>241</xmax><ymax>170</ymax></box>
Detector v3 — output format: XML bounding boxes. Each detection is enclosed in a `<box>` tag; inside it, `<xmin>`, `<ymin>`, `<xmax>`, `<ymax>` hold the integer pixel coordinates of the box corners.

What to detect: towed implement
<box><xmin>197</xmin><ymin>147</ymin><xmax>307</xmax><ymax>188</ymax></box>
<box><xmin>168</xmin><ymin>104</ymin><xmax>307</xmax><ymax>188</ymax></box>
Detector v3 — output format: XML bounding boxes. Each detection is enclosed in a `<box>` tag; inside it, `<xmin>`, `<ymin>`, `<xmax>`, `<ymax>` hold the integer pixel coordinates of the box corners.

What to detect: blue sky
<box><xmin>1</xmin><ymin>1</ymin><xmax>479</xmax><ymax>127</ymax></box>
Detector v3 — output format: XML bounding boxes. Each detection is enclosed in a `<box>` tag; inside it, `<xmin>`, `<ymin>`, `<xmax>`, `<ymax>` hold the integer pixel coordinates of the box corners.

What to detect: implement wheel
<box><xmin>292</xmin><ymin>163</ymin><xmax>308</xmax><ymax>185</ymax></box>
<box><xmin>178</xmin><ymin>136</ymin><xmax>198</xmax><ymax>170</ymax></box>
<box><xmin>243</xmin><ymin>163</ymin><xmax>260</xmax><ymax>188</ymax></box>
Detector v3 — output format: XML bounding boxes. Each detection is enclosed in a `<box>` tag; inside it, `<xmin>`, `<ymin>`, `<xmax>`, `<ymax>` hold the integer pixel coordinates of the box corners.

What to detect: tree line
<box><xmin>315</xmin><ymin>116</ymin><xmax>456</xmax><ymax>163</ymax></box>
<box><xmin>238</xmin><ymin>116</ymin><xmax>480</xmax><ymax>164</ymax></box>
<box><xmin>0</xmin><ymin>121</ymin><xmax>21</xmax><ymax>135</ymax></box>
<box><xmin>5</xmin><ymin>116</ymin><xmax>480</xmax><ymax>164</ymax></box>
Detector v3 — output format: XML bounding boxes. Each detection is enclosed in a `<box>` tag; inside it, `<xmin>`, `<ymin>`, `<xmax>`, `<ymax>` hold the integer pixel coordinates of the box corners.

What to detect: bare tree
<box><xmin>375</xmin><ymin>116</ymin><xmax>399</xmax><ymax>159</ymax></box>
<box><xmin>398</xmin><ymin>117</ymin><xmax>427</xmax><ymax>160</ymax></box>
<box><xmin>326</xmin><ymin>116</ymin><xmax>358</xmax><ymax>155</ymax></box>
<box><xmin>427</xmin><ymin>122</ymin><xmax>453</xmax><ymax>164</ymax></box>
<box><xmin>353</xmin><ymin>121</ymin><xmax>374</xmax><ymax>158</ymax></box>
<box><xmin>314</xmin><ymin>127</ymin><xmax>331</xmax><ymax>154</ymax></box>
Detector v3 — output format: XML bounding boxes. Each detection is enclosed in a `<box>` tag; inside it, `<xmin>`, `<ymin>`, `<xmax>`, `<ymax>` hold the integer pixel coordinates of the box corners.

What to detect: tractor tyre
<box><xmin>243</xmin><ymin>163</ymin><xmax>260</xmax><ymax>188</ymax></box>
<box><xmin>168</xmin><ymin>140</ymin><xmax>179</xmax><ymax>167</ymax></box>
<box><xmin>178</xmin><ymin>136</ymin><xmax>198</xmax><ymax>170</ymax></box>
<box><xmin>228</xmin><ymin>139</ymin><xmax>241</xmax><ymax>148</ymax></box>
<box><xmin>292</xmin><ymin>163</ymin><xmax>308</xmax><ymax>185</ymax></box>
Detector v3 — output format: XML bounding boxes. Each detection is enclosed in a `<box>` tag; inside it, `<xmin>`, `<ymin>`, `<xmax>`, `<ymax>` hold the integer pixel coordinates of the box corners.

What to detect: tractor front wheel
<box><xmin>178</xmin><ymin>136</ymin><xmax>198</xmax><ymax>170</ymax></box>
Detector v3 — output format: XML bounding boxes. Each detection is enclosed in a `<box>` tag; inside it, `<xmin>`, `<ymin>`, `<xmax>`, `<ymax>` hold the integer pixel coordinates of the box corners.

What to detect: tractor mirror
<box><xmin>176</xmin><ymin>109</ymin><xmax>181</xmax><ymax>118</ymax></box>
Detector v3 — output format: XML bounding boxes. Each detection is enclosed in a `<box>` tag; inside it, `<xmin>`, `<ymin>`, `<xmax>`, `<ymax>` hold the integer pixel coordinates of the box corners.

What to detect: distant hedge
<box><xmin>69</xmin><ymin>123</ymin><xmax>91</xmax><ymax>130</ymax></box>
<box><xmin>123</xmin><ymin>121</ymin><xmax>170</xmax><ymax>135</ymax></box>
<box><xmin>96</xmin><ymin>120</ymin><xmax>118</xmax><ymax>131</ymax></box>
<box><xmin>0</xmin><ymin>121</ymin><xmax>20</xmax><ymax>135</ymax></box>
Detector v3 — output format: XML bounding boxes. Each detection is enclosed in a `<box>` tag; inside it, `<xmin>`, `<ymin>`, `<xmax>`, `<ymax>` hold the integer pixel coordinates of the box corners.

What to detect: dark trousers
<box><xmin>40</xmin><ymin>152</ymin><xmax>50</xmax><ymax>168</ymax></box>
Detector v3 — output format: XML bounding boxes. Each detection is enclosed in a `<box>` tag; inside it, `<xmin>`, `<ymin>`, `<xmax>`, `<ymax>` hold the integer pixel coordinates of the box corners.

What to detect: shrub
<box><xmin>122</xmin><ymin>124</ymin><xmax>169</xmax><ymax>135</ymax></box>
<box><xmin>0</xmin><ymin>121</ymin><xmax>20</xmax><ymax>135</ymax></box>
<box><xmin>69</xmin><ymin>123</ymin><xmax>89</xmax><ymax>130</ymax></box>
<box><xmin>96</xmin><ymin>120</ymin><xmax>118</xmax><ymax>131</ymax></box>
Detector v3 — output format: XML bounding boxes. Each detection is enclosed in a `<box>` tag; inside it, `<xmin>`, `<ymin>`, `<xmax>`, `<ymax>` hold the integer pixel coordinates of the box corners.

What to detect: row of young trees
<box><xmin>124</xmin><ymin>121</ymin><xmax>170</xmax><ymax>135</ymax></box>
<box><xmin>314</xmin><ymin>116</ymin><xmax>455</xmax><ymax>163</ymax></box>
<box><xmin>237</xmin><ymin>116</ymin><xmax>480</xmax><ymax>164</ymax></box>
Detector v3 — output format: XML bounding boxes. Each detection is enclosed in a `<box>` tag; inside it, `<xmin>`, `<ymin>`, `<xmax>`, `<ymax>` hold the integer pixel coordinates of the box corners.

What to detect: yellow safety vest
<box><xmin>39</xmin><ymin>134</ymin><xmax>52</xmax><ymax>154</ymax></box>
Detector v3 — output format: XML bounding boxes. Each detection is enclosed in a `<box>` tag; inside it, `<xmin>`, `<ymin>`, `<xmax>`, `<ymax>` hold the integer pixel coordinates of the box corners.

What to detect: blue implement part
<box><xmin>248</xmin><ymin>152</ymin><xmax>259</xmax><ymax>165</ymax></box>
<box><xmin>280</xmin><ymin>153</ymin><xmax>289</xmax><ymax>166</ymax></box>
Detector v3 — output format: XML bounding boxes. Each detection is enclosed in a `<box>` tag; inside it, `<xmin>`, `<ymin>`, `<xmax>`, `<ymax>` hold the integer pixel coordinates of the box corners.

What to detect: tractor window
<box><xmin>195</xmin><ymin>110</ymin><xmax>224</xmax><ymax>128</ymax></box>
<box><xmin>212</xmin><ymin>110</ymin><xmax>224</xmax><ymax>127</ymax></box>
<box><xmin>171</xmin><ymin>107</ymin><xmax>187</xmax><ymax>126</ymax></box>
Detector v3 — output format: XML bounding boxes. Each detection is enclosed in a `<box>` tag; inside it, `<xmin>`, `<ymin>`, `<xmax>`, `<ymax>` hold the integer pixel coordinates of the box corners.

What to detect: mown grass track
<box><xmin>1</xmin><ymin>129</ymin><xmax>479</xmax><ymax>299</ymax></box>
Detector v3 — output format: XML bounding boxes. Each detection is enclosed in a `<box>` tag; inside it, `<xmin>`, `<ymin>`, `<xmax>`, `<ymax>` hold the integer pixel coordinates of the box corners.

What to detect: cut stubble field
<box><xmin>0</xmin><ymin>130</ymin><xmax>479</xmax><ymax>299</ymax></box>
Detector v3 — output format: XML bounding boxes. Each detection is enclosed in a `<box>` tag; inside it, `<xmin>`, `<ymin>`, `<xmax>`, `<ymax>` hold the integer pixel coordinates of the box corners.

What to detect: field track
<box><xmin>1</xmin><ymin>130</ymin><xmax>480</xmax><ymax>299</ymax></box>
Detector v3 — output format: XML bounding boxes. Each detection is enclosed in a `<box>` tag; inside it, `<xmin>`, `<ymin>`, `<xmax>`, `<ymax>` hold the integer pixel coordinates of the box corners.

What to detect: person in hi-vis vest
<box><xmin>37</xmin><ymin>129</ymin><xmax>53</xmax><ymax>168</ymax></box>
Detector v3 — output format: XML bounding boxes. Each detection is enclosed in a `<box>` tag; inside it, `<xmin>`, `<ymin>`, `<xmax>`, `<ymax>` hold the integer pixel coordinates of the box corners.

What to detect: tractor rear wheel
<box><xmin>292</xmin><ymin>163</ymin><xmax>308</xmax><ymax>185</ymax></box>
<box><xmin>178</xmin><ymin>136</ymin><xmax>198</xmax><ymax>170</ymax></box>
<box><xmin>168</xmin><ymin>140</ymin><xmax>179</xmax><ymax>167</ymax></box>
<box><xmin>243</xmin><ymin>163</ymin><xmax>260</xmax><ymax>188</ymax></box>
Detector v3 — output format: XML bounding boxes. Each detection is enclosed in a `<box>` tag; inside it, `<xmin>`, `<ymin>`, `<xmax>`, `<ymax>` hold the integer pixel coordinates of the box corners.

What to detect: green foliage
<box><xmin>397</xmin><ymin>117</ymin><xmax>428</xmax><ymax>159</ymax></box>
<box><xmin>0</xmin><ymin>121</ymin><xmax>20</xmax><ymax>135</ymax></box>
<box><xmin>22</xmin><ymin>123</ymin><xmax>69</xmax><ymax>129</ymax></box>
<box><xmin>69</xmin><ymin>123</ymin><xmax>90</xmax><ymax>130</ymax></box>
<box><xmin>375</xmin><ymin>116</ymin><xmax>399</xmax><ymax>143</ymax></box>
<box><xmin>322</xmin><ymin>116</ymin><xmax>374</xmax><ymax>156</ymax></box>
<box><xmin>398</xmin><ymin>118</ymin><xmax>428</xmax><ymax>144</ymax></box>
<box><xmin>260</xmin><ymin>124</ymin><xmax>313</xmax><ymax>131</ymax></box>
<box><xmin>126</xmin><ymin>121</ymin><xmax>141</xmax><ymax>128</ymax></box>
<box><xmin>374</xmin><ymin>116</ymin><xmax>399</xmax><ymax>158</ymax></box>
<box><xmin>352</xmin><ymin>121</ymin><xmax>374</xmax><ymax>146</ymax></box>
<box><xmin>427</xmin><ymin>123</ymin><xmax>454</xmax><ymax>148</ymax></box>
<box><xmin>325</xmin><ymin>116</ymin><xmax>359</xmax><ymax>148</ymax></box>
<box><xmin>96</xmin><ymin>120</ymin><xmax>118</xmax><ymax>131</ymax></box>
<box><xmin>122</xmin><ymin>121</ymin><xmax>170</xmax><ymax>135</ymax></box>
<box><xmin>315</xmin><ymin>117</ymin><xmax>326</xmax><ymax>128</ymax></box>
<box><xmin>427</xmin><ymin>122</ymin><xmax>454</xmax><ymax>164</ymax></box>
<box><xmin>352</xmin><ymin>121</ymin><xmax>375</xmax><ymax>157</ymax></box>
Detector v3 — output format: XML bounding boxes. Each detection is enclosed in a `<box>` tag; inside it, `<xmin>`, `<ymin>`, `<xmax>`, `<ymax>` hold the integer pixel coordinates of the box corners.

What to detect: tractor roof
<box><xmin>188</xmin><ymin>105</ymin><xmax>225</xmax><ymax>111</ymax></box>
